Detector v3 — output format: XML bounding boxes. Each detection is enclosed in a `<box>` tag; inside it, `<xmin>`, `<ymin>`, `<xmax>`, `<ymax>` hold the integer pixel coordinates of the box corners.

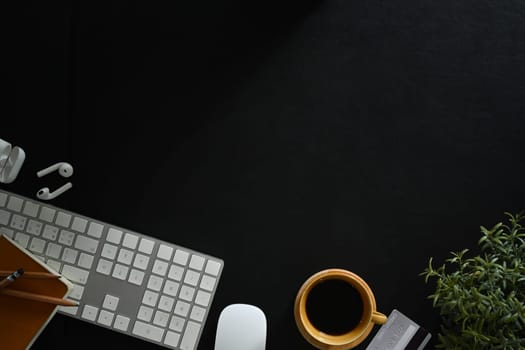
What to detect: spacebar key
<box><xmin>132</xmin><ymin>321</ymin><xmax>164</xmax><ymax>342</ymax></box>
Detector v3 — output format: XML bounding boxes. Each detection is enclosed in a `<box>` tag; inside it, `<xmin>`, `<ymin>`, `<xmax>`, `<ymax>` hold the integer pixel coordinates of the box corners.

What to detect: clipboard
<box><xmin>0</xmin><ymin>233</ymin><xmax>74</xmax><ymax>350</ymax></box>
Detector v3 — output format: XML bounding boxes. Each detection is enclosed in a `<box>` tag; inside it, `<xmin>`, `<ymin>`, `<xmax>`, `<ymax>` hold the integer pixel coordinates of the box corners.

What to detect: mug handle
<box><xmin>371</xmin><ymin>311</ymin><xmax>388</xmax><ymax>325</ymax></box>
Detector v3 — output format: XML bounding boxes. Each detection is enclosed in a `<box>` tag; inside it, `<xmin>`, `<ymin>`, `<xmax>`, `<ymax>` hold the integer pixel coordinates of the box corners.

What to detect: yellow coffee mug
<box><xmin>294</xmin><ymin>269</ymin><xmax>387</xmax><ymax>350</ymax></box>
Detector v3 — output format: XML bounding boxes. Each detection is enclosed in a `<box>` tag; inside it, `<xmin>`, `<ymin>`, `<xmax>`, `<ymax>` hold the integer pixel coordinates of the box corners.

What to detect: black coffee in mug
<box><xmin>305</xmin><ymin>279</ymin><xmax>364</xmax><ymax>335</ymax></box>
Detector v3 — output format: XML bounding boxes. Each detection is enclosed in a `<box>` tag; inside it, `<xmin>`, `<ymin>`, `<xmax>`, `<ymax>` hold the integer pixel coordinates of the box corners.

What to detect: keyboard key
<box><xmin>1</xmin><ymin>228</ymin><xmax>14</xmax><ymax>238</ymax></box>
<box><xmin>7</xmin><ymin>196</ymin><xmax>23</xmax><ymax>212</ymax></box>
<box><xmin>117</xmin><ymin>248</ymin><xmax>134</xmax><ymax>265</ymax></box>
<box><xmin>174</xmin><ymin>300</ymin><xmax>190</xmax><ymax>317</ymax></box>
<box><xmin>0</xmin><ymin>192</ymin><xmax>7</xmax><ymax>206</ymax></box>
<box><xmin>157</xmin><ymin>244</ymin><xmax>173</xmax><ymax>260</ymax></box>
<box><xmin>97</xmin><ymin>258</ymin><xmax>113</xmax><ymax>275</ymax></box>
<box><xmin>101</xmin><ymin>243</ymin><xmax>118</xmax><ymax>260</ymax></box>
<box><xmin>14</xmin><ymin>232</ymin><xmax>30</xmax><ymax>248</ymax></box>
<box><xmin>26</xmin><ymin>220</ymin><xmax>43</xmax><ymax>236</ymax></box>
<box><xmin>114</xmin><ymin>315</ymin><xmax>130</xmax><ymax>332</ymax></box>
<box><xmin>43</xmin><ymin>224</ymin><xmax>59</xmax><ymax>240</ymax></box>
<box><xmin>39</xmin><ymin>207</ymin><xmax>56</xmax><ymax>222</ymax></box>
<box><xmin>62</xmin><ymin>247</ymin><xmax>78</xmax><ymax>264</ymax></box>
<box><xmin>158</xmin><ymin>295</ymin><xmax>175</xmax><ymax>312</ymax></box>
<box><xmin>189</xmin><ymin>255</ymin><xmax>205</xmax><ymax>271</ymax></box>
<box><xmin>180</xmin><ymin>321</ymin><xmax>201</xmax><ymax>350</ymax></box>
<box><xmin>74</xmin><ymin>235</ymin><xmax>99</xmax><ymax>254</ymax></box>
<box><xmin>195</xmin><ymin>290</ymin><xmax>211</xmax><ymax>307</ymax></box>
<box><xmin>112</xmin><ymin>263</ymin><xmax>129</xmax><ymax>280</ymax></box>
<box><xmin>137</xmin><ymin>305</ymin><xmax>154</xmax><ymax>322</ymax></box>
<box><xmin>168</xmin><ymin>264</ymin><xmax>184</xmax><ymax>281</ymax></box>
<box><xmin>87</xmin><ymin>222</ymin><xmax>103</xmax><ymax>238</ymax></box>
<box><xmin>184</xmin><ymin>270</ymin><xmax>200</xmax><ymax>286</ymax></box>
<box><xmin>179</xmin><ymin>285</ymin><xmax>195</xmax><ymax>302</ymax></box>
<box><xmin>62</xmin><ymin>264</ymin><xmax>90</xmax><ymax>284</ymax></box>
<box><xmin>78</xmin><ymin>253</ymin><xmax>94</xmax><ymax>269</ymax></box>
<box><xmin>173</xmin><ymin>249</ymin><xmax>190</xmax><ymax>266</ymax></box>
<box><xmin>29</xmin><ymin>237</ymin><xmax>46</xmax><ymax>254</ymax></box>
<box><xmin>46</xmin><ymin>243</ymin><xmax>62</xmax><ymax>259</ymax></box>
<box><xmin>98</xmin><ymin>310</ymin><xmax>114</xmax><ymax>326</ymax></box>
<box><xmin>164</xmin><ymin>331</ymin><xmax>181</xmax><ymax>348</ymax></box>
<box><xmin>190</xmin><ymin>305</ymin><xmax>206</xmax><ymax>322</ymax></box>
<box><xmin>0</xmin><ymin>209</ymin><xmax>10</xmax><ymax>225</ymax></box>
<box><xmin>103</xmin><ymin>294</ymin><xmax>120</xmax><ymax>311</ymax></box>
<box><xmin>142</xmin><ymin>290</ymin><xmax>159</xmax><ymax>307</ymax></box>
<box><xmin>10</xmin><ymin>214</ymin><xmax>27</xmax><ymax>231</ymax></box>
<box><xmin>106</xmin><ymin>228</ymin><xmax>122</xmax><ymax>244</ymax></box>
<box><xmin>147</xmin><ymin>275</ymin><xmax>164</xmax><ymax>291</ymax></box>
<box><xmin>55</xmin><ymin>212</ymin><xmax>72</xmax><ymax>228</ymax></box>
<box><xmin>71</xmin><ymin>217</ymin><xmax>88</xmax><ymax>233</ymax></box>
<box><xmin>138</xmin><ymin>238</ymin><xmax>154</xmax><ymax>254</ymax></box>
<box><xmin>60</xmin><ymin>305</ymin><xmax>78</xmax><ymax>316</ymax></box>
<box><xmin>169</xmin><ymin>316</ymin><xmax>185</xmax><ymax>332</ymax></box>
<box><xmin>133</xmin><ymin>253</ymin><xmax>150</xmax><ymax>270</ymax></box>
<box><xmin>132</xmin><ymin>321</ymin><xmax>164</xmax><ymax>342</ymax></box>
<box><xmin>70</xmin><ymin>284</ymin><xmax>85</xmax><ymax>300</ymax></box>
<box><xmin>46</xmin><ymin>259</ymin><xmax>62</xmax><ymax>272</ymax></box>
<box><xmin>163</xmin><ymin>280</ymin><xmax>180</xmax><ymax>297</ymax></box>
<box><xmin>58</xmin><ymin>230</ymin><xmax>75</xmax><ymax>246</ymax></box>
<box><xmin>81</xmin><ymin>305</ymin><xmax>99</xmax><ymax>321</ymax></box>
<box><xmin>205</xmin><ymin>260</ymin><xmax>221</xmax><ymax>276</ymax></box>
<box><xmin>200</xmin><ymin>275</ymin><xmax>217</xmax><ymax>292</ymax></box>
<box><xmin>128</xmin><ymin>269</ymin><xmax>145</xmax><ymax>286</ymax></box>
<box><xmin>122</xmin><ymin>233</ymin><xmax>138</xmax><ymax>249</ymax></box>
<box><xmin>152</xmin><ymin>259</ymin><xmax>168</xmax><ymax>276</ymax></box>
<box><xmin>153</xmin><ymin>310</ymin><xmax>170</xmax><ymax>327</ymax></box>
<box><xmin>23</xmin><ymin>201</ymin><xmax>40</xmax><ymax>217</ymax></box>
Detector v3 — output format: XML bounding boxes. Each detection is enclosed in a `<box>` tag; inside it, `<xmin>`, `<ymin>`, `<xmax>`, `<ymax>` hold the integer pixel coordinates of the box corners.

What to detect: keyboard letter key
<box><xmin>138</xmin><ymin>238</ymin><xmax>154</xmax><ymax>254</ymax></box>
<box><xmin>7</xmin><ymin>196</ymin><xmax>23</xmax><ymax>212</ymax></box>
<box><xmin>87</xmin><ymin>222</ymin><xmax>104</xmax><ymax>238</ymax></box>
<box><xmin>0</xmin><ymin>209</ymin><xmax>10</xmax><ymax>225</ymax></box>
<box><xmin>71</xmin><ymin>217</ymin><xmax>88</xmax><ymax>233</ymax></box>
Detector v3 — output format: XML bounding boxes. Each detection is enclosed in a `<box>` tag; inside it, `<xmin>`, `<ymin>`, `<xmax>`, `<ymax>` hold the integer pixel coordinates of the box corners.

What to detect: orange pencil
<box><xmin>0</xmin><ymin>270</ymin><xmax>60</xmax><ymax>279</ymax></box>
<box><xmin>0</xmin><ymin>268</ymin><xmax>24</xmax><ymax>289</ymax></box>
<box><xmin>0</xmin><ymin>288</ymin><xmax>78</xmax><ymax>307</ymax></box>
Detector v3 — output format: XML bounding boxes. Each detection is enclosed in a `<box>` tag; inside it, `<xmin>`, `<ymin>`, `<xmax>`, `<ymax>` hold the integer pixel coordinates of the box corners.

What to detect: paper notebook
<box><xmin>0</xmin><ymin>233</ymin><xmax>73</xmax><ymax>350</ymax></box>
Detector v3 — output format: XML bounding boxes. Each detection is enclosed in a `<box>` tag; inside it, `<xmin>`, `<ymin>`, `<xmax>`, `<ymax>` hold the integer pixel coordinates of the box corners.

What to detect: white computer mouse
<box><xmin>214</xmin><ymin>303</ymin><xmax>267</xmax><ymax>350</ymax></box>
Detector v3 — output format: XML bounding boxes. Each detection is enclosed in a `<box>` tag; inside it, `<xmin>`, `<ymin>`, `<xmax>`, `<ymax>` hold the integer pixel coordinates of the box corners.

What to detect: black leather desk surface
<box><xmin>3</xmin><ymin>1</ymin><xmax>525</xmax><ymax>349</ymax></box>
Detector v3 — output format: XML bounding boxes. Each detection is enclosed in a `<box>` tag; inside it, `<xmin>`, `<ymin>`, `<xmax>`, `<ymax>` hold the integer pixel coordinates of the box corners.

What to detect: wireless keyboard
<box><xmin>0</xmin><ymin>188</ymin><xmax>224</xmax><ymax>350</ymax></box>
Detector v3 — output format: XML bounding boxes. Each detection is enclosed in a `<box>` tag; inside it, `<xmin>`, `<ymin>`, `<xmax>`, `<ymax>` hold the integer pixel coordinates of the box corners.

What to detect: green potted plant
<box><xmin>421</xmin><ymin>212</ymin><xmax>525</xmax><ymax>349</ymax></box>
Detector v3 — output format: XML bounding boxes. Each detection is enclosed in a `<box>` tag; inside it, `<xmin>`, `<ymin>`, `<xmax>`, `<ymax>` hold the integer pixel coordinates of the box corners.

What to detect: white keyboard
<box><xmin>0</xmin><ymin>189</ymin><xmax>224</xmax><ymax>350</ymax></box>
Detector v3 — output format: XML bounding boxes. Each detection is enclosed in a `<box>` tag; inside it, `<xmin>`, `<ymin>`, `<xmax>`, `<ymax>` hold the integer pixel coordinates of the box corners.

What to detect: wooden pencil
<box><xmin>0</xmin><ymin>268</ymin><xmax>24</xmax><ymax>289</ymax></box>
<box><xmin>0</xmin><ymin>271</ymin><xmax>60</xmax><ymax>279</ymax></box>
<box><xmin>0</xmin><ymin>288</ymin><xmax>78</xmax><ymax>306</ymax></box>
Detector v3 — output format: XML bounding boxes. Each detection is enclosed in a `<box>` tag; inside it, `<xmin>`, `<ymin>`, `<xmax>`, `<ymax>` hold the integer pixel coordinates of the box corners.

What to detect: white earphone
<box><xmin>37</xmin><ymin>182</ymin><xmax>73</xmax><ymax>200</ymax></box>
<box><xmin>36</xmin><ymin>162</ymin><xmax>74</xmax><ymax>200</ymax></box>
<box><xmin>37</xmin><ymin>162</ymin><xmax>74</xmax><ymax>178</ymax></box>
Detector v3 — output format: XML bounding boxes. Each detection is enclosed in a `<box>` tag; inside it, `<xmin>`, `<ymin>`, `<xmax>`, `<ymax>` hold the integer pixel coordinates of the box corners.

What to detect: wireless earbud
<box><xmin>37</xmin><ymin>162</ymin><xmax>74</xmax><ymax>178</ymax></box>
<box><xmin>37</xmin><ymin>182</ymin><xmax>73</xmax><ymax>200</ymax></box>
<box><xmin>36</xmin><ymin>161</ymin><xmax>74</xmax><ymax>200</ymax></box>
